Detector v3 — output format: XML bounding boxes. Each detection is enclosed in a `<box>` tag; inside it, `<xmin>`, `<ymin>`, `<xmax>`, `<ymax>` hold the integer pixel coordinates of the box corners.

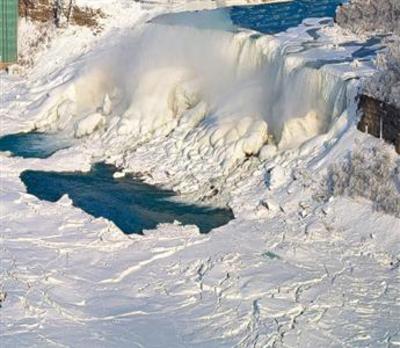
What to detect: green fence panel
<box><xmin>0</xmin><ymin>0</ymin><xmax>18</xmax><ymax>63</ymax></box>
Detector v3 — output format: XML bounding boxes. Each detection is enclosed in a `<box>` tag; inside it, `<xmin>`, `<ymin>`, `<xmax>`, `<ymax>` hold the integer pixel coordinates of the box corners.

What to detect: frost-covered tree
<box><xmin>336</xmin><ymin>0</ymin><xmax>400</xmax><ymax>36</ymax></box>
<box><xmin>364</xmin><ymin>38</ymin><xmax>400</xmax><ymax>107</ymax></box>
<box><xmin>327</xmin><ymin>147</ymin><xmax>400</xmax><ymax>217</ymax></box>
<box><xmin>19</xmin><ymin>0</ymin><xmax>75</xmax><ymax>26</ymax></box>
<box><xmin>336</xmin><ymin>0</ymin><xmax>400</xmax><ymax>108</ymax></box>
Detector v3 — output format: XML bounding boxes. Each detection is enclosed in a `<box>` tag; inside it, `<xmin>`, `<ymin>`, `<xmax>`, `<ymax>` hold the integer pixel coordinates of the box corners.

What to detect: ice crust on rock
<box><xmin>75</xmin><ymin>112</ymin><xmax>105</xmax><ymax>138</ymax></box>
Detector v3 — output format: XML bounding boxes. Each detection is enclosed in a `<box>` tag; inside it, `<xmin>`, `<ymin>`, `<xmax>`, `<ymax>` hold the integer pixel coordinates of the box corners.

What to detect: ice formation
<box><xmin>32</xmin><ymin>20</ymin><xmax>349</xmax><ymax>199</ymax></box>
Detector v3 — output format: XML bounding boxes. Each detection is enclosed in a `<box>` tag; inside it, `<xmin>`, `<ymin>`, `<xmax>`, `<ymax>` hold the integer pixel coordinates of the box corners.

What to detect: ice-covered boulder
<box><xmin>75</xmin><ymin>113</ymin><xmax>105</xmax><ymax>138</ymax></box>
<box><xmin>278</xmin><ymin>111</ymin><xmax>323</xmax><ymax>150</ymax></box>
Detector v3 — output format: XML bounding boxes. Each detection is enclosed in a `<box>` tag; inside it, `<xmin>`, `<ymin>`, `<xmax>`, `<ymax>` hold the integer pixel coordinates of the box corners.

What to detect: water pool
<box><xmin>229</xmin><ymin>0</ymin><xmax>344</xmax><ymax>34</ymax></box>
<box><xmin>20</xmin><ymin>163</ymin><xmax>234</xmax><ymax>234</ymax></box>
<box><xmin>154</xmin><ymin>0</ymin><xmax>346</xmax><ymax>35</ymax></box>
<box><xmin>0</xmin><ymin>132</ymin><xmax>72</xmax><ymax>159</ymax></box>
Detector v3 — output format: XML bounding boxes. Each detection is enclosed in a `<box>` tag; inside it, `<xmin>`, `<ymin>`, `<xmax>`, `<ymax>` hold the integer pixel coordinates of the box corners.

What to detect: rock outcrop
<box><xmin>358</xmin><ymin>95</ymin><xmax>400</xmax><ymax>154</ymax></box>
<box><xmin>18</xmin><ymin>0</ymin><xmax>103</xmax><ymax>28</ymax></box>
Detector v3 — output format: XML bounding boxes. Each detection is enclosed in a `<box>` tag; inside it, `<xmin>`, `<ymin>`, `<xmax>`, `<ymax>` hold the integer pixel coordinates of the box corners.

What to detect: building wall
<box><xmin>0</xmin><ymin>0</ymin><xmax>18</xmax><ymax>64</ymax></box>
<box><xmin>358</xmin><ymin>95</ymin><xmax>400</xmax><ymax>154</ymax></box>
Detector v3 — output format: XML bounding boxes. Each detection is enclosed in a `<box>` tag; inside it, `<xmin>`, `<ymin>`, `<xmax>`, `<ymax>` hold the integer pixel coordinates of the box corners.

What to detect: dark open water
<box><xmin>21</xmin><ymin>163</ymin><xmax>234</xmax><ymax>234</ymax></box>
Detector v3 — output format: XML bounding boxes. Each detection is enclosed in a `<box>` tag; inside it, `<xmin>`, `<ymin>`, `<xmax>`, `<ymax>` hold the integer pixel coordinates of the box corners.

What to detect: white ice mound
<box><xmin>116</xmin><ymin>67</ymin><xmax>200</xmax><ymax>137</ymax></box>
<box><xmin>278</xmin><ymin>110</ymin><xmax>323</xmax><ymax>150</ymax></box>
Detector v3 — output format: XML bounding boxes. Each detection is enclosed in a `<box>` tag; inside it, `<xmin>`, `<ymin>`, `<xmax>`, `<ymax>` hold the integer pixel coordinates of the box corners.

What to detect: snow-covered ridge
<box><xmin>336</xmin><ymin>0</ymin><xmax>400</xmax><ymax>36</ymax></box>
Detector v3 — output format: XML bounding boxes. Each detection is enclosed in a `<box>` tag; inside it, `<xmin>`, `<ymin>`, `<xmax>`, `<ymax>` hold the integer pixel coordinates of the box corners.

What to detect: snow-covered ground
<box><xmin>1</xmin><ymin>1</ymin><xmax>399</xmax><ymax>347</ymax></box>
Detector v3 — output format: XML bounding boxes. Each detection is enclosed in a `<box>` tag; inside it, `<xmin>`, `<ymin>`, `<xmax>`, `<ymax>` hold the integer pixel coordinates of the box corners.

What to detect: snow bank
<box><xmin>17</xmin><ymin>19</ymin><xmax>56</xmax><ymax>69</ymax></box>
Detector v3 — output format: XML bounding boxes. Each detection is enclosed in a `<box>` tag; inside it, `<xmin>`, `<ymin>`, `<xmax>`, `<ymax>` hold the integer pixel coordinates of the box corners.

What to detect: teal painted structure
<box><xmin>0</xmin><ymin>0</ymin><xmax>18</xmax><ymax>63</ymax></box>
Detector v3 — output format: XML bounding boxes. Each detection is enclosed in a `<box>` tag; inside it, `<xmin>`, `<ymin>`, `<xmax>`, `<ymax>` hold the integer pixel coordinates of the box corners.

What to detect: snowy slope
<box><xmin>0</xmin><ymin>1</ymin><xmax>399</xmax><ymax>347</ymax></box>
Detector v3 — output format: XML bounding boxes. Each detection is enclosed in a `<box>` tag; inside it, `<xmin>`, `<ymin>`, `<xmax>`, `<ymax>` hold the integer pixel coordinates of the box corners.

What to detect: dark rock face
<box><xmin>18</xmin><ymin>0</ymin><xmax>103</xmax><ymax>29</ymax></box>
<box><xmin>358</xmin><ymin>95</ymin><xmax>400</xmax><ymax>154</ymax></box>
